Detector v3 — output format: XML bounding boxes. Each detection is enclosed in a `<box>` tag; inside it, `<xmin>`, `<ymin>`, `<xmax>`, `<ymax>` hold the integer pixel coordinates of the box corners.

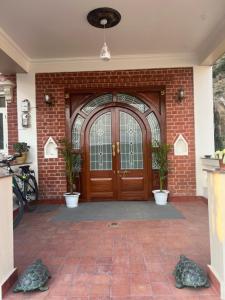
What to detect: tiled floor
<box><xmin>4</xmin><ymin>200</ymin><xmax>221</xmax><ymax>300</ymax></box>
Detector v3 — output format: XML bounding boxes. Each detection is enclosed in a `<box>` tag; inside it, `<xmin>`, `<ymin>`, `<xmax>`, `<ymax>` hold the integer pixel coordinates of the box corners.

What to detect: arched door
<box><xmin>85</xmin><ymin>107</ymin><xmax>149</xmax><ymax>200</ymax></box>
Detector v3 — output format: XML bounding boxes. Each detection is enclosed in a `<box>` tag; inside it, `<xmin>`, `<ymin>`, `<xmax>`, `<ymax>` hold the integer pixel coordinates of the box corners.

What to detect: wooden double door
<box><xmin>85</xmin><ymin>106</ymin><xmax>149</xmax><ymax>200</ymax></box>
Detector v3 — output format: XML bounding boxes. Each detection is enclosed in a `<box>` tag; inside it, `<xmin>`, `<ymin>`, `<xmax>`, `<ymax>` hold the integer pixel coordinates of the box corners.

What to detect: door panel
<box><xmin>86</xmin><ymin>107</ymin><xmax>148</xmax><ymax>200</ymax></box>
<box><xmin>116</xmin><ymin>109</ymin><xmax>148</xmax><ymax>200</ymax></box>
<box><xmin>87</xmin><ymin>111</ymin><xmax>115</xmax><ymax>200</ymax></box>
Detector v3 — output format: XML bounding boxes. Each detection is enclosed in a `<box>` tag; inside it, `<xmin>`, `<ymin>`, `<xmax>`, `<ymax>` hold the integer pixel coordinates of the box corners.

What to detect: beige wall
<box><xmin>207</xmin><ymin>170</ymin><xmax>225</xmax><ymax>299</ymax></box>
<box><xmin>0</xmin><ymin>175</ymin><xmax>15</xmax><ymax>299</ymax></box>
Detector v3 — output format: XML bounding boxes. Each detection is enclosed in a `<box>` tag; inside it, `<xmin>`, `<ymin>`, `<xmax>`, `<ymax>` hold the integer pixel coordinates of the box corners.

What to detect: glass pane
<box><xmin>0</xmin><ymin>97</ymin><xmax>5</xmax><ymax>108</ymax></box>
<box><xmin>147</xmin><ymin>112</ymin><xmax>161</xmax><ymax>145</ymax></box>
<box><xmin>120</xmin><ymin>112</ymin><xmax>143</xmax><ymax>169</ymax></box>
<box><xmin>72</xmin><ymin>115</ymin><xmax>85</xmax><ymax>149</ymax></box>
<box><xmin>0</xmin><ymin>113</ymin><xmax>4</xmax><ymax>149</ymax></box>
<box><xmin>146</xmin><ymin>112</ymin><xmax>161</xmax><ymax>169</ymax></box>
<box><xmin>117</xmin><ymin>93</ymin><xmax>149</xmax><ymax>113</ymax></box>
<box><xmin>82</xmin><ymin>94</ymin><xmax>113</xmax><ymax>114</ymax></box>
<box><xmin>90</xmin><ymin>112</ymin><xmax>112</xmax><ymax>170</ymax></box>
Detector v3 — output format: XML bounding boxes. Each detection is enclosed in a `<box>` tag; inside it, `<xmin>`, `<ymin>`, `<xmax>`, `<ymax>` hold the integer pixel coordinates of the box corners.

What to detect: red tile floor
<box><xmin>4</xmin><ymin>200</ymin><xmax>221</xmax><ymax>300</ymax></box>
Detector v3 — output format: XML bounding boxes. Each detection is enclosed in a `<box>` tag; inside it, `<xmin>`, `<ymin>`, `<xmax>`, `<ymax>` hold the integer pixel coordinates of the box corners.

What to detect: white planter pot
<box><xmin>152</xmin><ymin>190</ymin><xmax>169</xmax><ymax>205</ymax></box>
<box><xmin>64</xmin><ymin>193</ymin><xmax>80</xmax><ymax>208</ymax></box>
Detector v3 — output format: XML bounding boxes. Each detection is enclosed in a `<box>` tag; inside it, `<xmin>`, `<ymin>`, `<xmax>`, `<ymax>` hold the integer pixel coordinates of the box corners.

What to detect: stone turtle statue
<box><xmin>173</xmin><ymin>255</ymin><xmax>209</xmax><ymax>288</ymax></box>
<box><xmin>14</xmin><ymin>259</ymin><xmax>51</xmax><ymax>293</ymax></box>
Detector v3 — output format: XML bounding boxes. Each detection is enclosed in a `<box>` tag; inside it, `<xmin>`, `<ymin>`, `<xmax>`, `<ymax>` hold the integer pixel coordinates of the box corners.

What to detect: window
<box><xmin>0</xmin><ymin>96</ymin><xmax>8</xmax><ymax>155</ymax></box>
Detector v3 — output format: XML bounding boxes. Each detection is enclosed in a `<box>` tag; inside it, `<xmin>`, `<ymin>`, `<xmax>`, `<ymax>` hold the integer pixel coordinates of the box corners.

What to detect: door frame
<box><xmin>83</xmin><ymin>105</ymin><xmax>151</xmax><ymax>200</ymax></box>
<box><xmin>65</xmin><ymin>88</ymin><xmax>166</xmax><ymax>201</ymax></box>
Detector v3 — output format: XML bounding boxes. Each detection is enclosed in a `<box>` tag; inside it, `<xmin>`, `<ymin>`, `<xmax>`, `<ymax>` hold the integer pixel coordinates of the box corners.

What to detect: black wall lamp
<box><xmin>177</xmin><ymin>87</ymin><xmax>185</xmax><ymax>103</ymax></box>
<box><xmin>44</xmin><ymin>93</ymin><xmax>53</xmax><ymax>106</ymax></box>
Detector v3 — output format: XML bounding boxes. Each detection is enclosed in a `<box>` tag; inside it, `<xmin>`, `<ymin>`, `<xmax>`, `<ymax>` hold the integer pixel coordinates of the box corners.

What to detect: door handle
<box><xmin>116</xmin><ymin>142</ymin><xmax>120</xmax><ymax>154</ymax></box>
<box><xmin>112</xmin><ymin>144</ymin><xmax>116</xmax><ymax>157</ymax></box>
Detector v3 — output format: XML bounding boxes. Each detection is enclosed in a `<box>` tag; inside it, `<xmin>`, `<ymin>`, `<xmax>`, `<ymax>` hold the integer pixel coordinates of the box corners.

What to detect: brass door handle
<box><xmin>112</xmin><ymin>144</ymin><xmax>116</xmax><ymax>157</ymax></box>
<box><xmin>116</xmin><ymin>142</ymin><xmax>120</xmax><ymax>154</ymax></box>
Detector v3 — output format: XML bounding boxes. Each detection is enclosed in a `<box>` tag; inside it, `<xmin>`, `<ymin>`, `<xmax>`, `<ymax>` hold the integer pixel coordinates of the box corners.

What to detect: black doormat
<box><xmin>51</xmin><ymin>201</ymin><xmax>184</xmax><ymax>222</ymax></box>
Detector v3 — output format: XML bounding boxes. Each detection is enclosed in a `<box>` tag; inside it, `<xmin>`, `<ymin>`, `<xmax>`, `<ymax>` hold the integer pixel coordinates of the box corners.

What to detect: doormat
<box><xmin>51</xmin><ymin>201</ymin><xmax>184</xmax><ymax>222</ymax></box>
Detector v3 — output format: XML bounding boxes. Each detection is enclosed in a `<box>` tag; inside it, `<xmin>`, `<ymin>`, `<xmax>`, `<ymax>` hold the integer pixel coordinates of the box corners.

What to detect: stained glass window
<box><xmin>147</xmin><ymin>112</ymin><xmax>161</xmax><ymax>169</ymax></box>
<box><xmin>82</xmin><ymin>94</ymin><xmax>113</xmax><ymax>114</ymax></box>
<box><xmin>90</xmin><ymin>112</ymin><xmax>112</xmax><ymax>170</ymax></box>
<box><xmin>147</xmin><ymin>112</ymin><xmax>161</xmax><ymax>145</ymax></box>
<box><xmin>120</xmin><ymin>112</ymin><xmax>143</xmax><ymax>169</ymax></box>
<box><xmin>72</xmin><ymin>115</ymin><xmax>85</xmax><ymax>149</ymax></box>
<box><xmin>117</xmin><ymin>93</ymin><xmax>149</xmax><ymax>113</ymax></box>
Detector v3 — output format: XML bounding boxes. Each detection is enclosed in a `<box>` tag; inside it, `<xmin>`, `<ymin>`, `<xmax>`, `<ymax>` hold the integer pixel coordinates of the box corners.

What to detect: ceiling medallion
<box><xmin>87</xmin><ymin>7</ymin><xmax>121</xmax><ymax>61</ymax></box>
<box><xmin>87</xmin><ymin>7</ymin><xmax>121</xmax><ymax>29</ymax></box>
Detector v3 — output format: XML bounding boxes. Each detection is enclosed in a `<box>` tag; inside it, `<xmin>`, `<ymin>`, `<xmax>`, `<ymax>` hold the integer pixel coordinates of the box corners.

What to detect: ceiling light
<box><xmin>87</xmin><ymin>7</ymin><xmax>121</xmax><ymax>61</ymax></box>
<box><xmin>0</xmin><ymin>76</ymin><xmax>15</xmax><ymax>103</ymax></box>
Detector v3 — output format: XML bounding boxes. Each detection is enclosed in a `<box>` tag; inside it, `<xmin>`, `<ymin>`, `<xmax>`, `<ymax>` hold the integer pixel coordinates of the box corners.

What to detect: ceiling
<box><xmin>0</xmin><ymin>50</ymin><xmax>25</xmax><ymax>74</ymax></box>
<box><xmin>0</xmin><ymin>0</ymin><xmax>225</xmax><ymax>60</ymax></box>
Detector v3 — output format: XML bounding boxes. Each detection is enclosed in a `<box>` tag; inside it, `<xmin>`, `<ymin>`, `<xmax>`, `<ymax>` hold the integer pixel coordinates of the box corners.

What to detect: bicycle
<box><xmin>0</xmin><ymin>154</ymin><xmax>39</xmax><ymax>228</ymax></box>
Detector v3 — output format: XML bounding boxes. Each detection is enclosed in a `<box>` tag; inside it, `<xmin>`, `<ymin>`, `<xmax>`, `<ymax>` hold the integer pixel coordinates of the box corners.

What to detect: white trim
<box><xmin>193</xmin><ymin>66</ymin><xmax>214</xmax><ymax>197</ymax></box>
<box><xmin>0</xmin><ymin>27</ymin><xmax>30</xmax><ymax>72</ymax></box>
<box><xmin>0</xmin><ymin>97</ymin><xmax>8</xmax><ymax>155</ymax></box>
<box><xmin>30</xmin><ymin>52</ymin><xmax>199</xmax><ymax>73</ymax></box>
<box><xmin>16</xmin><ymin>73</ymin><xmax>38</xmax><ymax>182</ymax></box>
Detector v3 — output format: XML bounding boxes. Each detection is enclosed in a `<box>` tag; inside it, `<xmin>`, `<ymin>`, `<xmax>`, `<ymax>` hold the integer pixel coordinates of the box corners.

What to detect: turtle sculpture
<box><xmin>173</xmin><ymin>255</ymin><xmax>210</xmax><ymax>289</ymax></box>
<box><xmin>14</xmin><ymin>259</ymin><xmax>51</xmax><ymax>293</ymax></box>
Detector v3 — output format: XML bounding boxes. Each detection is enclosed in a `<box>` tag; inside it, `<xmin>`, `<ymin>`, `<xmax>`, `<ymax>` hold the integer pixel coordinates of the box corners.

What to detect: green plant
<box><xmin>152</xmin><ymin>140</ymin><xmax>171</xmax><ymax>192</ymax></box>
<box><xmin>13</xmin><ymin>142</ymin><xmax>30</xmax><ymax>153</ymax></box>
<box><xmin>59</xmin><ymin>138</ymin><xmax>81</xmax><ymax>194</ymax></box>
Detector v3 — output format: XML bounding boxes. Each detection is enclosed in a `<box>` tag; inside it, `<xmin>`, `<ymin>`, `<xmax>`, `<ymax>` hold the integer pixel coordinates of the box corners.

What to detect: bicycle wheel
<box><xmin>13</xmin><ymin>187</ymin><xmax>24</xmax><ymax>229</ymax></box>
<box><xmin>25</xmin><ymin>174</ymin><xmax>38</xmax><ymax>211</ymax></box>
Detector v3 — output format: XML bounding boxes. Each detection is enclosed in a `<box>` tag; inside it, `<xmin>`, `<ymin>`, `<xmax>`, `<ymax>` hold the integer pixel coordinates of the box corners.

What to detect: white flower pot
<box><xmin>64</xmin><ymin>193</ymin><xmax>80</xmax><ymax>208</ymax></box>
<box><xmin>152</xmin><ymin>190</ymin><xmax>169</xmax><ymax>205</ymax></box>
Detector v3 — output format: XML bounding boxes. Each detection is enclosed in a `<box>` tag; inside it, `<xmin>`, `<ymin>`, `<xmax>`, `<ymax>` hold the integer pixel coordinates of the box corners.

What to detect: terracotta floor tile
<box><xmin>111</xmin><ymin>284</ymin><xmax>130</xmax><ymax>297</ymax></box>
<box><xmin>151</xmin><ymin>282</ymin><xmax>173</xmax><ymax>296</ymax></box>
<box><xmin>89</xmin><ymin>284</ymin><xmax>110</xmax><ymax>296</ymax></box>
<box><xmin>4</xmin><ymin>201</ymin><xmax>221</xmax><ymax>300</ymax></box>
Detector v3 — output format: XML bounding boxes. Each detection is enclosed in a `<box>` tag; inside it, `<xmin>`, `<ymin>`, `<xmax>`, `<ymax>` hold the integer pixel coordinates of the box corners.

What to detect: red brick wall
<box><xmin>4</xmin><ymin>75</ymin><xmax>18</xmax><ymax>154</ymax></box>
<box><xmin>36</xmin><ymin>68</ymin><xmax>195</xmax><ymax>200</ymax></box>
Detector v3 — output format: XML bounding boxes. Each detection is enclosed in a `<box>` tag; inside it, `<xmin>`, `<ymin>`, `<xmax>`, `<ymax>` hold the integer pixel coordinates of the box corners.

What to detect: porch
<box><xmin>4</xmin><ymin>199</ymin><xmax>220</xmax><ymax>300</ymax></box>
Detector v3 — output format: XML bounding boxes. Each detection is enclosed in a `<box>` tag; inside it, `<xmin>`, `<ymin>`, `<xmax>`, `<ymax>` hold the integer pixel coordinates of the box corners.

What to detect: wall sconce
<box><xmin>0</xmin><ymin>77</ymin><xmax>15</xmax><ymax>103</ymax></box>
<box><xmin>44</xmin><ymin>93</ymin><xmax>53</xmax><ymax>106</ymax></box>
<box><xmin>177</xmin><ymin>87</ymin><xmax>185</xmax><ymax>103</ymax></box>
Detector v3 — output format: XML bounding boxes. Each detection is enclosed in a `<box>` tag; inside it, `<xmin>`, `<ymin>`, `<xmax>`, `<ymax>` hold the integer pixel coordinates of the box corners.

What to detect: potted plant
<box><xmin>215</xmin><ymin>149</ymin><xmax>225</xmax><ymax>169</ymax></box>
<box><xmin>59</xmin><ymin>138</ymin><xmax>81</xmax><ymax>208</ymax></box>
<box><xmin>13</xmin><ymin>142</ymin><xmax>30</xmax><ymax>164</ymax></box>
<box><xmin>152</xmin><ymin>140</ymin><xmax>171</xmax><ymax>205</ymax></box>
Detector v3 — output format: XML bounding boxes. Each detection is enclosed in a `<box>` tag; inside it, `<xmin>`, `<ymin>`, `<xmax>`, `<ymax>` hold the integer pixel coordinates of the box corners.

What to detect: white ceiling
<box><xmin>1</xmin><ymin>0</ymin><xmax>225</xmax><ymax>61</ymax></box>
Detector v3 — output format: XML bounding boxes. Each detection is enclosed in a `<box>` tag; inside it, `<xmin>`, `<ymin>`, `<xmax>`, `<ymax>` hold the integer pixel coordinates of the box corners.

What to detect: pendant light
<box><xmin>87</xmin><ymin>7</ymin><xmax>121</xmax><ymax>61</ymax></box>
<box><xmin>99</xmin><ymin>18</ymin><xmax>111</xmax><ymax>61</ymax></box>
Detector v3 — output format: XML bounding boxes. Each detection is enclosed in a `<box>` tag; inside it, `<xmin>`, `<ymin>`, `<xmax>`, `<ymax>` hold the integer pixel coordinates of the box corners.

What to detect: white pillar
<box><xmin>193</xmin><ymin>66</ymin><xmax>214</xmax><ymax>197</ymax></box>
<box><xmin>16</xmin><ymin>72</ymin><xmax>38</xmax><ymax>181</ymax></box>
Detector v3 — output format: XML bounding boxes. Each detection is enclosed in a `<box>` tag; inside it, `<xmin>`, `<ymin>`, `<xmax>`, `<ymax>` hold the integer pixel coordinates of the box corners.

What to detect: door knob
<box><xmin>116</xmin><ymin>142</ymin><xmax>120</xmax><ymax>154</ymax></box>
<box><xmin>112</xmin><ymin>144</ymin><xmax>116</xmax><ymax>157</ymax></box>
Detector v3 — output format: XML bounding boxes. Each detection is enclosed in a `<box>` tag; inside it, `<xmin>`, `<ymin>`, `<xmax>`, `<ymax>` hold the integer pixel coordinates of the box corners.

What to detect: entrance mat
<box><xmin>51</xmin><ymin>201</ymin><xmax>184</xmax><ymax>222</ymax></box>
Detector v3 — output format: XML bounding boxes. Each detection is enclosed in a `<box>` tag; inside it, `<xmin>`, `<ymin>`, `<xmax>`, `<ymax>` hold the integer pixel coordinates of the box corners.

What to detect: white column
<box><xmin>193</xmin><ymin>66</ymin><xmax>214</xmax><ymax>197</ymax></box>
<box><xmin>16</xmin><ymin>72</ymin><xmax>38</xmax><ymax>181</ymax></box>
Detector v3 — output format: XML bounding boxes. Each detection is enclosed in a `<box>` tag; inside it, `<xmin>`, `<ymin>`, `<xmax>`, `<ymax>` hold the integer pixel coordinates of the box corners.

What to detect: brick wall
<box><xmin>5</xmin><ymin>75</ymin><xmax>18</xmax><ymax>154</ymax></box>
<box><xmin>36</xmin><ymin>68</ymin><xmax>196</xmax><ymax>200</ymax></box>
